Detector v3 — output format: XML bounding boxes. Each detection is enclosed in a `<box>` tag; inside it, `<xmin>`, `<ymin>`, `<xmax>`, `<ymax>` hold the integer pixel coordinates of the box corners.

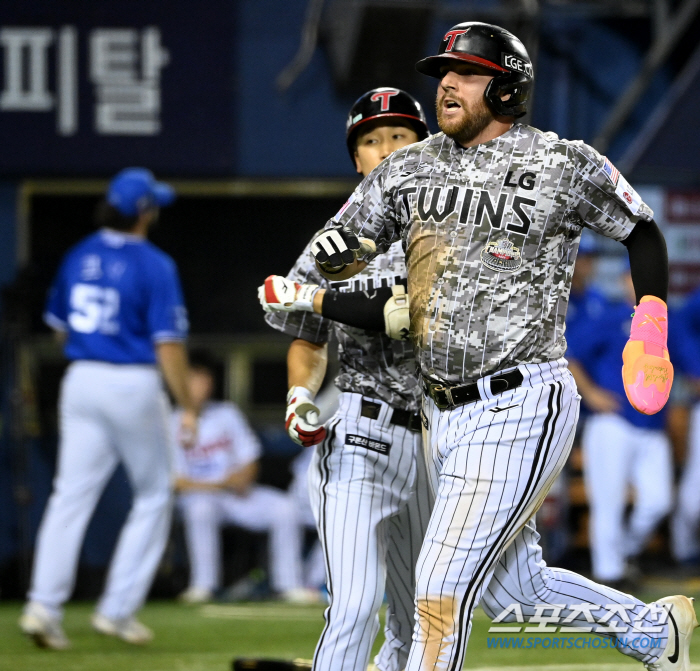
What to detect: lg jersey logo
<box><xmin>503</xmin><ymin>53</ymin><xmax>533</xmax><ymax>77</ymax></box>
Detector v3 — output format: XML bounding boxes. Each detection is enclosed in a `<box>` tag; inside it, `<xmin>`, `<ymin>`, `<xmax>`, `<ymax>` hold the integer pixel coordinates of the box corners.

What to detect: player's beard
<box><xmin>436</xmin><ymin>93</ymin><xmax>495</xmax><ymax>145</ymax></box>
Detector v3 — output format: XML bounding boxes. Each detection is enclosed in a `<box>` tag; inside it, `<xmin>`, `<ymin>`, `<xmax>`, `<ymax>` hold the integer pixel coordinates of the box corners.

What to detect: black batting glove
<box><xmin>311</xmin><ymin>227</ymin><xmax>361</xmax><ymax>271</ymax></box>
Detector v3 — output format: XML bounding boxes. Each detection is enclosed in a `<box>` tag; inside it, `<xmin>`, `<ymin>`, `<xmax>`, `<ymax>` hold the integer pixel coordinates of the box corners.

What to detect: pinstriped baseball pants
<box><xmin>308</xmin><ymin>392</ymin><xmax>434</xmax><ymax>671</ymax></box>
<box><xmin>406</xmin><ymin>360</ymin><xmax>668</xmax><ymax>671</ymax></box>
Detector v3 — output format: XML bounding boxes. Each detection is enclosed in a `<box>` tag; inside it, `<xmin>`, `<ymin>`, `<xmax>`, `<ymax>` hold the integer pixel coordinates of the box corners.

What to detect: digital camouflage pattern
<box><xmin>265</xmin><ymin>240</ymin><xmax>421</xmax><ymax>413</ymax></box>
<box><xmin>326</xmin><ymin>124</ymin><xmax>653</xmax><ymax>384</ymax></box>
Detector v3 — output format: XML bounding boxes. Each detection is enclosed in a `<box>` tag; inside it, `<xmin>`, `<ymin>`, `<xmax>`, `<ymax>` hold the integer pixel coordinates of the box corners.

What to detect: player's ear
<box><xmin>353</xmin><ymin>151</ymin><xmax>363</xmax><ymax>175</ymax></box>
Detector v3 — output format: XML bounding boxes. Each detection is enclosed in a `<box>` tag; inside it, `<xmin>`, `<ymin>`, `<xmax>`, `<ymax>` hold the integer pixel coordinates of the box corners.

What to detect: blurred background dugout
<box><xmin>2</xmin><ymin>0</ymin><xmax>700</xmax><ymax>601</ymax></box>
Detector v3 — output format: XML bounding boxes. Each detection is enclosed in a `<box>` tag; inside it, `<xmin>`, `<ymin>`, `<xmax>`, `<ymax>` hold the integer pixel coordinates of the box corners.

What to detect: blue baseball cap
<box><xmin>107</xmin><ymin>168</ymin><xmax>175</xmax><ymax>217</ymax></box>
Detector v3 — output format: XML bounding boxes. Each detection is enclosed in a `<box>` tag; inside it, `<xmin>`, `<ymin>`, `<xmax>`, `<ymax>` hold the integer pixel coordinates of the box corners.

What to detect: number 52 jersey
<box><xmin>44</xmin><ymin>229</ymin><xmax>189</xmax><ymax>364</ymax></box>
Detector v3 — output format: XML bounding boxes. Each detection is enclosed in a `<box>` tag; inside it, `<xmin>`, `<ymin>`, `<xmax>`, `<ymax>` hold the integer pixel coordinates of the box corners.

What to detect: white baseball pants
<box><xmin>28</xmin><ymin>361</ymin><xmax>172</xmax><ymax>621</ymax></box>
<box><xmin>673</xmin><ymin>401</ymin><xmax>700</xmax><ymax>562</ymax></box>
<box><xmin>290</xmin><ymin>445</ymin><xmax>328</xmax><ymax>589</ymax></box>
<box><xmin>405</xmin><ymin>361</ymin><xmax>668</xmax><ymax>671</ymax></box>
<box><xmin>178</xmin><ymin>485</ymin><xmax>303</xmax><ymax>593</ymax></box>
<box><xmin>583</xmin><ymin>412</ymin><xmax>673</xmax><ymax>581</ymax></box>
<box><xmin>309</xmin><ymin>392</ymin><xmax>434</xmax><ymax>671</ymax></box>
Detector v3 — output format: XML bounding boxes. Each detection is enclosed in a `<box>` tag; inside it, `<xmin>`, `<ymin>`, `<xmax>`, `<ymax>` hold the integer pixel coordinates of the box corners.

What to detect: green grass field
<box><xmin>1</xmin><ymin>589</ymin><xmax>699</xmax><ymax>671</ymax></box>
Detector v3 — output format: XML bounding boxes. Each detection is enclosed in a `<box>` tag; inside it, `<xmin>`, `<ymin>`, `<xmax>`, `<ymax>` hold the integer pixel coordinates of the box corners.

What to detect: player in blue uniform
<box><xmin>20</xmin><ymin>168</ymin><xmax>197</xmax><ymax>649</ymax></box>
<box><xmin>671</xmin><ymin>286</ymin><xmax>700</xmax><ymax>564</ymax></box>
<box><xmin>567</xmin><ymin>233</ymin><xmax>608</xmax><ymax>338</ymax></box>
<box><xmin>567</xmin><ymin>269</ymin><xmax>673</xmax><ymax>587</ymax></box>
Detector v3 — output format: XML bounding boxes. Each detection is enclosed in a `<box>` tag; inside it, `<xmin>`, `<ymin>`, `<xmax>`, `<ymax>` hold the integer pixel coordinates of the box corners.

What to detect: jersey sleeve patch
<box><xmin>602</xmin><ymin>157</ymin><xmax>620</xmax><ymax>186</ymax></box>
<box><xmin>615</xmin><ymin>175</ymin><xmax>642</xmax><ymax>216</ymax></box>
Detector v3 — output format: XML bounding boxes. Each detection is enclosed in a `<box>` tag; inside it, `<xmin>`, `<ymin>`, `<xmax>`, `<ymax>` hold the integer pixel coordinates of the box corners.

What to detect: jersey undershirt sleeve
<box><xmin>622</xmin><ymin>219</ymin><xmax>669</xmax><ymax>302</ymax></box>
<box><xmin>147</xmin><ymin>256</ymin><xmax>189</xmax><ymax>343</ymax></box>
<box><xmin>321</xmin><ymin>283</ymin><xmax>406</xmax><ymax>332</ymax></box>
<box><xmin>568</xmin><ymin>141</ymin><xmax>653</xmax><ymax>242</ymax></box>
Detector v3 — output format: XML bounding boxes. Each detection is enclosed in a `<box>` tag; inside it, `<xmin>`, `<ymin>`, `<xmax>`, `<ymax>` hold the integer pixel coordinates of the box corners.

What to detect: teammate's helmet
<box><xmin>415</xmin><ymin>22</ymin><xmax>533</xmax><ymax>118</ymax></box>
<box><xmin>346</xmin><ymin>87</ymin><xmax>429</xmax><ymax>164</ymax></box>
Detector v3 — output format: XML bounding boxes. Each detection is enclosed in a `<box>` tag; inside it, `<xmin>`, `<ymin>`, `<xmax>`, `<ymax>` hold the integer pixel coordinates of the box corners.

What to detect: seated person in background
<box><xmin>173</xmin><ymin>351</ymin><xmax>307</xmax><ymax>603</ymax></box>
<box><xmin>567</xmin><ymin>267</ymin><xmax>673</xmax><ymax>589</ymax></box>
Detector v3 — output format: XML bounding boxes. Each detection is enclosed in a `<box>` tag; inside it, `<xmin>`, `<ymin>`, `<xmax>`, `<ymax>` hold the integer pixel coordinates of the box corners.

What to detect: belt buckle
<box><xmin>432</xmin><ymin>384</ymin><xmax>453</xmax><ymax>410</ymax></box>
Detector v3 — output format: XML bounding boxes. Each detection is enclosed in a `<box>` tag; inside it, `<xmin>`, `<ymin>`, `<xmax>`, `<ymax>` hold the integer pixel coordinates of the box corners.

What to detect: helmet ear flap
<box><xmin>484</xmin><ymin>72</ymin><xmax>532</xmax><ymax>118</ymax></box>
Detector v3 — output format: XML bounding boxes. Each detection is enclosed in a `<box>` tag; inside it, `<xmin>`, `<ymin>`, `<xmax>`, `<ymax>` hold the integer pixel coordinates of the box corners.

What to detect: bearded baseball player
<box><xmin>308</xmin><ymin>22</ymin><xmax>694</xmax><ymax>671</ymax></box>
<box><xmin>20</xmin><ymin>168</ymin><xmax>196</xmax><ymax>649</ymax></box>
<box><xmin>261</xmin><ymin>88</ymin><xmax>434</xmax><ymax>671</ymax></box>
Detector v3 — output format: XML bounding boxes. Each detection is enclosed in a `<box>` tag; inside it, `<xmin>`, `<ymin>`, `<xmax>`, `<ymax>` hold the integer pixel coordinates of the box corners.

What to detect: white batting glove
<box><xmin>258</xmin><ymin>275</ymin><xmax>319</xmax><ymax>313</ymax></box>
<box><xmin>384</xmin><ymin>284</ymin><xmax>410</xmax><ymax>341</ymax></box>
<box><xmin>286</xmin><ymin>386</ymin><xmax>326</xmax><ymax>447</ymax></box>
<box><xmin>311</xmin><ymin>227</ymin><xmax>376</xmax><ymax>273</ymax></box>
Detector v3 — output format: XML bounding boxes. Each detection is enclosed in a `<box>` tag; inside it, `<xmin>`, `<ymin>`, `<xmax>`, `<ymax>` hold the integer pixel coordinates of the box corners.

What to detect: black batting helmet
<box><xmin>346</xmin><ymin>87</ymin><xmax>429</xmax><ymax>164</ymax></box>
<box><xmin>415</xmin><ymin>22</ymin><xmax>533</xmax><ymax>118</ymax></box>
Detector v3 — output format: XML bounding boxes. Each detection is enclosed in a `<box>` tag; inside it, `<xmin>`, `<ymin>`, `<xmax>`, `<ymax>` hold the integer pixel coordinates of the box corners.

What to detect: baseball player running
<box><xmin>173</xmin><ymin>352</ymin><xmax>307</xmax><ymax>604</ymax></box>
<box><xmin>308</xmin><ymin>23</ymin><xmax>694</xmax><ymax>671</ymax></box>
<box><xmin>261</xmin><ymin>89</ymin><xmax>434</xmax><ymax>671</ymax></box>
<box><xmin>20</xmin><ymin>168</ymin><xmax>196</xmax><ymax>649</ymax></box>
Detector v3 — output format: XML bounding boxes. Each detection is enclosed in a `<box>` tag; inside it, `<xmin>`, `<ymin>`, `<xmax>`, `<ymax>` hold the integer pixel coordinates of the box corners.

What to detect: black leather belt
<box><xmin>423</xmin><ymin>369</ymin><xmax>524</xmax><ymax>410</ymax></box>
<box><xmin>360</xmin><ymin>399</ymin><xmax>422</xmax><ymax>433</ymax></box>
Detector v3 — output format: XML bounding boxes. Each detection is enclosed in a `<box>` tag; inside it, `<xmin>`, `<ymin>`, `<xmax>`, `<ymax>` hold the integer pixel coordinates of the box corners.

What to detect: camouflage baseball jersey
<box><xmin>265</xmin><ymin>240</ymin><xmax>421</xmax><ymax>413</ymax></box>
<box><xmin>326</xmin><ymin>124</ymin><xmax>653</xmax><ymax>384</ymax></box>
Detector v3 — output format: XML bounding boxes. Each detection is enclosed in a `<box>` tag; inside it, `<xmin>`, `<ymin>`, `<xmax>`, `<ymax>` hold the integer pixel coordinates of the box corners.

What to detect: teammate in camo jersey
<box><xmin>273</xmin><ymin>242</ymin><xmax>418</xmax><ymax>409</ymax></box>
<box><xmin>264</xmin><ymin>88</ymin><xmax>434</xmax><ymax>671</ymax></box>
<box><xmin>309</xmin><ymin>22</ymin><xmax>692</xmax><ymax>671</ymax></box>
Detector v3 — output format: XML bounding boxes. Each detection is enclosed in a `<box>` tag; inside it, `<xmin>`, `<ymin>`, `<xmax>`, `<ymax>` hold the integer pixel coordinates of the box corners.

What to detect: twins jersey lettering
<box><xmin>45</xmin><ymin>229</ymin><xmax>188</xmax><ymax>364</ymax></box>
<box><xmin>329</xmin><ymin>124</ymin><xmax>652</xmax><ymax>383</ymax></box>
<box><xmin>265</xmin><ymin>241</ymin><xmax>421</xmax><ymax>412</ymax></box>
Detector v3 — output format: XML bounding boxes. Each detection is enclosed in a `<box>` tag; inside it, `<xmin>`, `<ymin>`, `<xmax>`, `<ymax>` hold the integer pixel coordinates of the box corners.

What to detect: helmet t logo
<box><xmin>370</xmin><ymin>89</ymin><xmax>400</xmax><ymax>112</ymax></box>
<box><xmin>443</xmin><ymin>29</ymin><xmax>469</xmax><ymax>52</ymax></box>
